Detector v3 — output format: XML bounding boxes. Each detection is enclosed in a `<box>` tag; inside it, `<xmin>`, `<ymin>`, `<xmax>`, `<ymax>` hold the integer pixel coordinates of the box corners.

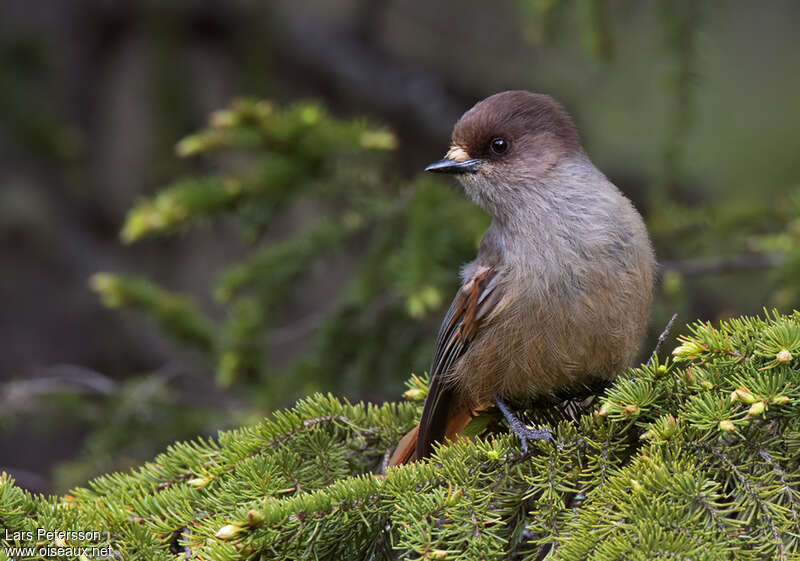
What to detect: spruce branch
<box><xmin>5</xmin><ymin>308</ymin><xmax>800</xmax><ymax>558</ymax></box>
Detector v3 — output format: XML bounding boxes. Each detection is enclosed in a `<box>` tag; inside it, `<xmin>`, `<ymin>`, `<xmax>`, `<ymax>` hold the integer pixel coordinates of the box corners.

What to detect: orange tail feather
<box><xmin>387</xmin><ymin>425</ymin><xmax>419</xmax><ymax>467</ymax></box>
<box><xmin>387</xmin><ymin>407</ymin><xmax>477</xmax><ymax>467</ymax></box>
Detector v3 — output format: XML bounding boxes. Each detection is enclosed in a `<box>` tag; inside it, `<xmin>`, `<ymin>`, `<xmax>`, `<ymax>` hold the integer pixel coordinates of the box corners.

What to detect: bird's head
<box><xmin>426</xmin><ymin>91</ymin><xmax>583</xmax><ymax>219</ymax></box>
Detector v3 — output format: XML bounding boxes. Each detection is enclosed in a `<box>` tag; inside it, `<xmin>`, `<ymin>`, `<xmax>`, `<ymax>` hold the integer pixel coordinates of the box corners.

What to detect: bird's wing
<box><xmin>414</xmin><ymin>265</ymin><xmax>502</xmax><ymax>460</ymax></box>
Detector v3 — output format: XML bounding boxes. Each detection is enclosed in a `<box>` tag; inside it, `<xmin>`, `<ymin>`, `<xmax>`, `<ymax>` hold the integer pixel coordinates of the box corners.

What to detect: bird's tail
<box><xmin>387</xmin><ymin>406</ymin><xmax>478</xmax><ymax>467</ymax></box>
<box><xmin>387</xmin><ymin>424</ymin><xmax>419</xmax><ymax>466</ymax></box>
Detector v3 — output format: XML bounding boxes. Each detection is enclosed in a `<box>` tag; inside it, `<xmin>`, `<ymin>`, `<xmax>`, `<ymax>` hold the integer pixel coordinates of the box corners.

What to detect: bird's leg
<box><xmin>494</xmin><ymin>396</ymin><xmax>555</xmax><ymax>453</ymax></box>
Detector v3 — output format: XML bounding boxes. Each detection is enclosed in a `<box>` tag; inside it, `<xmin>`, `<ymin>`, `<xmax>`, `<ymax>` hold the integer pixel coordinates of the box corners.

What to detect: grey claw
<box><xmin>495</xmin><ymin>396</ymin><xmax>555</xmax><ymax>453</ymax></box>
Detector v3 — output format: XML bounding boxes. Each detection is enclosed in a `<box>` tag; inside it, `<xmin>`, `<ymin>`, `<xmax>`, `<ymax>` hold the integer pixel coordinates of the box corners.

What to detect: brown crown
<box><xmin>451</xmin><ymin>91</ymin><xmax>581</xmax><ymax>160</ymax></box>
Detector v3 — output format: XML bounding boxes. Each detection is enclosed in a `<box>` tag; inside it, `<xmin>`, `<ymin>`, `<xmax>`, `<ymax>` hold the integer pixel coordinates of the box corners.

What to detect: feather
<box><xmin>387</xmin><ymin>406</ymin><xmax>481</xmax><ymax>468</ymax></box>
<box><xmin>413</xmin><ymin>266</ymin><xmax>500</xmax><ymax>460</ymax></box>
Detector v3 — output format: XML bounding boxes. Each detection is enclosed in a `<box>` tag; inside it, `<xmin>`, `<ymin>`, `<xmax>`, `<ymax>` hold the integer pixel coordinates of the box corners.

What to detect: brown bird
<box><xmin>390</xmin><ymin>91</ymin><xmax>655</xmax><ymax>465</ymax></box>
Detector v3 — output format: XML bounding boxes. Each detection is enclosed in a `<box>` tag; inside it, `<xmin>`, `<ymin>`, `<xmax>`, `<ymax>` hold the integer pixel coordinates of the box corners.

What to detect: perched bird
<box><xmin>390</xmin><ymin>91</ymin><xmax>655</xmax><ymax>465</ymax></box>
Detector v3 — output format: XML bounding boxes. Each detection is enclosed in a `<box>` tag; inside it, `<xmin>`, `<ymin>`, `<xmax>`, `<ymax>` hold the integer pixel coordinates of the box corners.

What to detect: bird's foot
<box><xmin>494</xmin><ymin>396</ymin><xmax>555</xmax><ymax>453</ymax></box>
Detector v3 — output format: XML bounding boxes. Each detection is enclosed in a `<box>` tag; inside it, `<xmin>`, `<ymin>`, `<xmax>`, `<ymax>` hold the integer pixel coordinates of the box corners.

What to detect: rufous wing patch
<box><xmin>413</xmin><ymin>266</ymin><xmax>501</xmax><ymax>461</ymax></box>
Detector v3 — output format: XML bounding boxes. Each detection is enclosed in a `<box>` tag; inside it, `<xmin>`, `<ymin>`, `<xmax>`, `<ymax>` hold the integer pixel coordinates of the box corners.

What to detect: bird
<box><xmin>389</xmin><ymin>90</ymin><xmax>655</xmax><ymax>465</ymax></box>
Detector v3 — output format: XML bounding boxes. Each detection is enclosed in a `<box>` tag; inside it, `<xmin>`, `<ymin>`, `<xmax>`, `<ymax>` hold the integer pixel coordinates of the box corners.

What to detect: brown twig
<box><xmin>651</xmin><ymin>313</ymin><xmax>678</xmax><ymax>361</ymax></box>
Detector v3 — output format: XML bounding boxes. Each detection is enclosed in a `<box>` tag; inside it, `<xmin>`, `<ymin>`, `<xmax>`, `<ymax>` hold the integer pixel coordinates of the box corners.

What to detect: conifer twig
<box><xmin>758</xmin><ymin>448</ymin><xmax>800</xmax><ymax>524</ymax></box>
<box><xmin>711</xmin><ymin>446</ymin><xmax>786</xmax><ymax>560</ymax></box>
<box><xmin>182</xmin><ymin>527</ymin><xmax>192</xmax><ymax>560</ymax></box>
<box><xmin>651</xmin><ymin>313</ymin><xmax>678</xmax><ymax>360</ymax></box>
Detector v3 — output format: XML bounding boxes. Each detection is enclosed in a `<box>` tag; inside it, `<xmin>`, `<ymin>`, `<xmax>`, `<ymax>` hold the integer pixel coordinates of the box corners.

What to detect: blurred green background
<box><xmin>2</xmin><ymin>0</ymin><xmax>800</xmax><ymax>493</ymax></box>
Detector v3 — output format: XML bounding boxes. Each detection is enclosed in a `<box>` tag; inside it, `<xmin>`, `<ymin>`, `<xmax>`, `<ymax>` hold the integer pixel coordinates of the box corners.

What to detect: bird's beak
<box><xmin>425</xmin><ymin>145</ymin><xmax>481</xmax><ymax>174</ymax></box>
<box><xmin>424</xmin><ymin>158</ymin><xmax>481</xmax><ymax>174</ymax></box>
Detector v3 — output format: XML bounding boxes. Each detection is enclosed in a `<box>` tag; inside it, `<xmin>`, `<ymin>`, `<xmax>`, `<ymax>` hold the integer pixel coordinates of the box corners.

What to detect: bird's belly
<box><xmin>452</xmin><ymin>276</ymin><xmax>649</xmax><ymax>406</ymax></box>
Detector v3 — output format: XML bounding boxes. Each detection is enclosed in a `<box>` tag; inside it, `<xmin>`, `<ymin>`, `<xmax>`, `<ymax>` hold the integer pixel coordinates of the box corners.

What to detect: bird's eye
<box><xmin>490</xmin><ymin>138</ymin><xmax>509</xmax><ymax>155</ymax></box>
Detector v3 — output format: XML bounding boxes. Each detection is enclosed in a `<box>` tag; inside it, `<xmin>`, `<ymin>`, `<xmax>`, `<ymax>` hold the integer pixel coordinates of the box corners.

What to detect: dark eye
<box><xmin>490</xmin><ymin>137</ymin><xmax>509</xmax><ymax>155</ymax></box>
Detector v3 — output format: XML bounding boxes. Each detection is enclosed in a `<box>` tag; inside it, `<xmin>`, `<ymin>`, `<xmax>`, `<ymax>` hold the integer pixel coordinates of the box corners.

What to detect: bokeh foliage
<box><xmin>92</xmin><ymin>98</ymin><xmax>489</xmax><ymax>404</ymax></box>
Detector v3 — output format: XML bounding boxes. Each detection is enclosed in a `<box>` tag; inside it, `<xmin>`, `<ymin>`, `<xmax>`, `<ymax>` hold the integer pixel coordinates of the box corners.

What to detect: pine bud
<box><xmin>403</xmin><ymin>388</ymin><xmax>425</xmax><ymax>401</ymax></box>
<box><xmin>245</xmin><ymin>509</ymin><xmax>264</xmax><ymax>527</ymax></box>
<box><xmin>299</xmin><ymin>105</ymin><xmax>321</xmax><ymax>125</ymax></box>
<box><xmin>486</xmin><ymin>449</ymin><xmax>501</xmax><ymax>461</ymax></box>
<box><xmin>718</xmin><ymin>420</ymin><xmax>736</xmax><ymax>433</ymax></box>
<box><xmin>444</xmin><ymin>488</ymin><xmax>463</xmax><ymax>507</ymax></box>
<box><xmin>630</xmin><ymin>478</ymin><xmax>643</xmax><ymax>492</ymax></box>
<box><xmin>623</xmin><ymin>404</ymin><xmax>640</xmax><ymax>417</ymax></box>
<box><xmin>596</xmin><ymin>402</ymin><xmax>611</xmax><ymax>417</ymax></box>
<box><xmin>187</xmin><ymin>476</ymin><xmax>212</xmax><ymax>489</ymax></box>
<box><xmin>672</xmin><ymin>341</ymin><xmax>703</xmax><ymax>358</ymax></box>
<box><xmin>662</xmin><ymin>415</ymin><xmax>678</xmax><ymax>439</ymax></box>
<box><xmin>747</xmin><ymin>401</ymin><xmax>766</xmax><ymax>417</ymax></box>
<box><xmin>771</xmin><ymin>395</ymin><xmax>791</xmax><ymax>405</ymax></box>
<box><xmin>699</xmin><ymin>381</ymin><xmax>713</xmax><ymax>390</ymax></box>
<box><xmin>360</xmin><ymin>130</ymin><xmax>398</xmax><ymax>150</ymax></box>
<box><xmin>733</xmin><ymin>388</ymin><xmax>757</xmax><ymax>405</ymax></box>
<box><xmin>215</xmin><ymin>524</ymin><xmax>243</xmax><ymax>540</ymax></box>
<box><xmin>427</xmin><ymin>550</ymin><xmax>449</xmax><ymax>559</ymax></box>
<box><xmin>776</xmin><ymin>349</ymin><xmax>792</xmax><ymax>364</ymax></box>
<box><xmin>175</xmin><ymin>134</ymin><xmax>208</xmax><ymax>157</ymax></box>
<box><xmin>210</xmin><ymin>109</ymin><xmax>237</xmax><ymax>128</ymax></box>
<box><xmin>639</xmin><ymin>430</ymin><xmax>655</xmax><ymax>440</ymax></box>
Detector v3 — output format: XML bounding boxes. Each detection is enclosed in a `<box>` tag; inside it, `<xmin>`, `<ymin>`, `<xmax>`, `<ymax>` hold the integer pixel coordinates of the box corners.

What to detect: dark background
<box><xmin>2</xmin><ymin>0</ymin><xmax>800</xmax><ymax>493</ymax></box>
